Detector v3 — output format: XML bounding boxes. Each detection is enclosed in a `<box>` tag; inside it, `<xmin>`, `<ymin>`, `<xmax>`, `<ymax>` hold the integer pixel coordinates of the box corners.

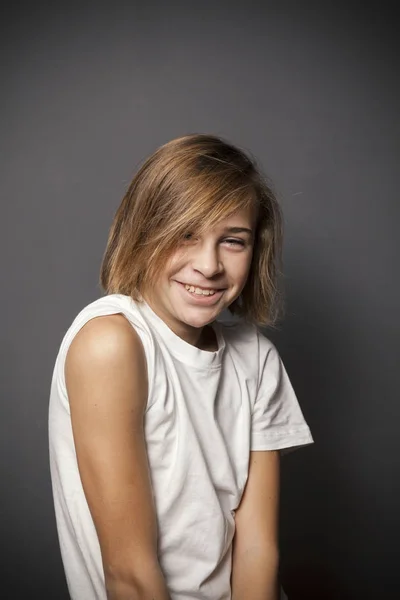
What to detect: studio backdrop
<box><xmin>1</xmin><ymin>2</ymin><xmax>398</xmax><ymax>598</ymax></box>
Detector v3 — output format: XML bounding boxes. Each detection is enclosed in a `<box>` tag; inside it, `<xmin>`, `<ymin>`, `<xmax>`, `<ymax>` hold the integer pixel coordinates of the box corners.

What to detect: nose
<box><xmin>191</xmin><ymin>241</ymin><xmax>223</xmax><ymax>278</ymax></box>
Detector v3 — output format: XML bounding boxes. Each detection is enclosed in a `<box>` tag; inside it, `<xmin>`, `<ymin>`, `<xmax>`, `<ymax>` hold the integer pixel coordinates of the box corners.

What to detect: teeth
<box><xmin>184</xmin><ymin>284</ymin><xmax>216</xmax><ymax>296</ymax></box>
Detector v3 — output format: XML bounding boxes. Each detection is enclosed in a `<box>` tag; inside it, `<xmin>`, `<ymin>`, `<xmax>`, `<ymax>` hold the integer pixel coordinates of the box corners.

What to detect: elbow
<box><xmin>247</xmin><ymin>543</ymin><xmax>279</xmax><ymax>565</ymax></box>
<box><xmin>105</xmin><ymin>574</ymin><xmax>142</xmax><ymax>600</ymax></box>
<box><xmin>104</xmin><ymin>562</ymin><xmax>168</xmax><ymax>600</ymax></box>
<box><xmin>233</xmin><ymin>542</ymin><xmax>280</xmax><ymax>570</ymax></box>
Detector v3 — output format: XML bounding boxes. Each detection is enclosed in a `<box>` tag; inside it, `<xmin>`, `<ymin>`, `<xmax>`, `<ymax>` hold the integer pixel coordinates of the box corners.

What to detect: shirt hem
<box><xmin>250</xmin><ymin>427</ymin><xmax>314</xmax><ymax>453</ymax></box>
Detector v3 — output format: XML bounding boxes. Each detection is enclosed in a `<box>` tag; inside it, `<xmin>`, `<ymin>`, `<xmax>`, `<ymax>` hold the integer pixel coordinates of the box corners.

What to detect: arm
<box><xmin>65</xmin><ymin>314</ymin><xmax>170</xmax><ymax>600</ymax></box>
<box><xmin>231</xmin><ymin>450</ymin><xmax>280</xmax><ymax>600</ymax></box>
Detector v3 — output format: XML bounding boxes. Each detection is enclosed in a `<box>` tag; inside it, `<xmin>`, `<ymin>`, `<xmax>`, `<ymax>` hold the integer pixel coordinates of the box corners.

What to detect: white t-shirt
<box><xmin>49</xmin><ymin>294</ymin><xmax>313</xmax><ymax>599</ymax></box>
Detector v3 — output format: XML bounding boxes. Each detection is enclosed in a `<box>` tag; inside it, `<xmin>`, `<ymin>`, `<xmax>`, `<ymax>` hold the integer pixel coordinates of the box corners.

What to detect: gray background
<box><xmin>1</xmin><ymin>1</ymin><xmax>399</xmax><ymax>598</ymax></box>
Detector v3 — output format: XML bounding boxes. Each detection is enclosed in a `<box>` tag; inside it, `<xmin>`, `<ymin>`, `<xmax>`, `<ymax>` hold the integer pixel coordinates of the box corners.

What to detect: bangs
<box><xmin>157</xmin><ymin>182</ymin><xmax>254</xmax><ymax>241</ymax></box>
<box><xmin>143</xmin><ymin>172</ymin><xmax>257</xmax><ymax>284</ymax></box>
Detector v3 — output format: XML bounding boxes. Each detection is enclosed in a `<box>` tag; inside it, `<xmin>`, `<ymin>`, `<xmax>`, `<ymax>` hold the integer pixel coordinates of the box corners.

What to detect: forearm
<box><xmin>231</xmin><ymin>546</ymin><xmax>280</xmax><ymax>600</ymax></box>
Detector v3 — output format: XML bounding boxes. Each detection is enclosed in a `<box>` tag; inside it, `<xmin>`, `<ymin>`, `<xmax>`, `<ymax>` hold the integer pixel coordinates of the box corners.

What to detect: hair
<box><xmin>100</xmin><ymin>133</ymin><xmax>284</xmax><ymax>327</ymax></box>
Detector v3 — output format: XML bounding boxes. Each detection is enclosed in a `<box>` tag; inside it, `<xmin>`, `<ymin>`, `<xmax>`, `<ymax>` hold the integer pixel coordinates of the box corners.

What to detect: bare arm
<box><xmin>65</xmin><ymin>314</ymin><xmax>170</xmax><ymax>600</ymax></box>
<box><xmin>231</xmin><ymin>450</ymin><xmax>280</xmax><ymax>600</ymax></box>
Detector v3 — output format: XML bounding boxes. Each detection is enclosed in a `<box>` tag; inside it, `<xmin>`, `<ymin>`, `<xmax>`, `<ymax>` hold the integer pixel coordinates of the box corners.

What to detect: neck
<box><xmin>141</xmin><ymin>293</ymin><xmax>217</xmax><ymax>351</ymax></box>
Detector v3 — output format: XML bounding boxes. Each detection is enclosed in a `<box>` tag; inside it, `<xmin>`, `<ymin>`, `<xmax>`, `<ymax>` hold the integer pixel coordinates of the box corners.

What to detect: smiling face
<box><xmin>142</xmin><ymin>204</ymin><xmax>256</xmax><ymax>345</ymax></box>
<box><xmin>101</xmin><ymin>134</ymin><xmax>283</xmax><ymax>332</ymax></box>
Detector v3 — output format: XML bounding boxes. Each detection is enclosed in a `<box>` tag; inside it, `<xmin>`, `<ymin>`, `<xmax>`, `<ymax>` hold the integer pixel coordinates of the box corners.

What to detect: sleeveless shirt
<box><xmin>48</xmin><ymin>294</ymin><xmax>313</xmax><ymax>599</ymax></box>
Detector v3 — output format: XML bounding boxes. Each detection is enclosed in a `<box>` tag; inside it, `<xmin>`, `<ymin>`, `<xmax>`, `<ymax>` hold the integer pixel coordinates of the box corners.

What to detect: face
<box><xmin>143</xmin><ymin>205</ymin><xmax>256</xmax><ymax>345</ymax></box>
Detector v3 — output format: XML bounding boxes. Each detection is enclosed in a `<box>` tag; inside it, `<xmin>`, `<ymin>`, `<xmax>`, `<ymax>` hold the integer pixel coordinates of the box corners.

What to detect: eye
<box><xmin>223</xmin><ymin>238</ymin><xmax>246</xmax><ymax>247</ymax></box>
<box><xmin>180</xmin><ymin>232</ymin><xmax>197</xmax><ymax>245</ymax></box>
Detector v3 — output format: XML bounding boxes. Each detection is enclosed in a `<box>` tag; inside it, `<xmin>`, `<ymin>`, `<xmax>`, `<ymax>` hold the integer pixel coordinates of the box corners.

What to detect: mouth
<box><xmin>181</xmin><ymin>282</ymin><xmax>224</xmax><ymax>295</ymax></box>
<box><xmin>175</xmin><ymin>281</ymin><xmax>226</xmax><ymax>304</ymax></box>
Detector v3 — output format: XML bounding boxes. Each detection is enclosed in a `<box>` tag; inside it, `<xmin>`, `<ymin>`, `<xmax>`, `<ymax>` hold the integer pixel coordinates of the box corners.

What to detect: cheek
<box><xmin>241</xmin><ymin>250</ymin><xmax>254</xmax><ymax>282</ymax></box>
<box><xmin>229</xmin><ymin>253</ymin><xmax>253</xmax><ymax>284</ymax></box>
<box><xmin>167</xmin><ymin>248</ymin><xmax>189</xmax><ymax>270</ymax></box>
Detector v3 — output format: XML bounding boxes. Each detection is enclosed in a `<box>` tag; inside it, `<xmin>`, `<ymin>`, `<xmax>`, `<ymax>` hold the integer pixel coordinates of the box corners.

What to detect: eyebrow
<box><xmin>223</xmin><ymin>227</ymin><xmax>253</xmax><ymax>235</ymax></box>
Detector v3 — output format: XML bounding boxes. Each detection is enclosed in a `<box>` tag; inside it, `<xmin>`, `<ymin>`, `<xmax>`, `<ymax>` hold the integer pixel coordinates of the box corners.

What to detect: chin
<box><xmin>182</xmin><ymin>314</ymin><xmax>214</xmax><ymax>329</ymax></box>
<box><xmin>180</xmin><ymin>308</ymin><xmax>221</xmax><ymax>329</ymax></box>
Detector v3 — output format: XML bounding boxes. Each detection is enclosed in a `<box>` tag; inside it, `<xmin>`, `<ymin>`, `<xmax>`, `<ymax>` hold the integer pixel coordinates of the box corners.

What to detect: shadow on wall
<box><xmin>268</xmin><ymin>264</ymin><xmax>358</xmax><ymax>600</ymax></box>
<box><xmin>282</xmin><ymin>562</ymin><xmax>348</xmax><ymax>600</ymax></box>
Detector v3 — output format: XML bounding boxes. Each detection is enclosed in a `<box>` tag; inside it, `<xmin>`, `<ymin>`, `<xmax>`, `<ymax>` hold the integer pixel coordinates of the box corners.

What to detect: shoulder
<box><xmin>66</xmin><ymin>312</ymin><xmax>146</xmax><ymax>378</ymax></box>
<box><xmin>219</xmin><ymin>320</ymin><xmax>260</xmax><ymax>377</ymax></box>
<box><xmin>219</xmin><ymin>319</ymin><xmax>276</xmax><ymax>355</ymax></box>
<box><xmin>72</xmin><ymin>293</ymin><xmax>139</xmax><ymax>324</ymax></box>
<box><xmin>219</xmin><ymin>320</ymin><xmax>281</xmax><ymax>380</ymax></box>
<box><xmin>256</xmin><ymin>328</ymin><xmax>278</xmax><ymax>358</ymax></box>
<box><xmin>65</xmin><ymin>313</ymin><xmax>148</xmax><ymax>415</ymax></box>
<box><xmin>62</xmin><ymin>294</ymin><xmax>151</xmax><ymax>354</ymax></box>
<box><xmin>51</xmin><ymin>296</ymin><xmax>154</xmax><ymax>413</ymax></box>
<box><xmin>219</xmin><ymin>319</ymin><xmax>257</xmax><ymax>346</ymax></box>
